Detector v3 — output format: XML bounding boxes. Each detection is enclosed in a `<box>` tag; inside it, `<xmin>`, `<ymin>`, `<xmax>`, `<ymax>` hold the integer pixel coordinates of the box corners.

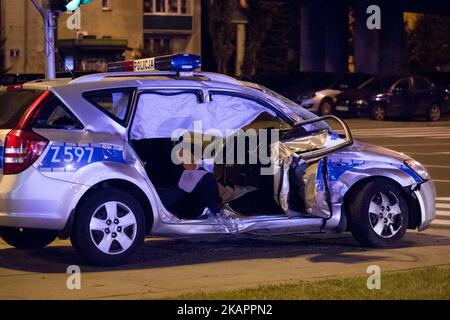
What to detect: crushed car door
<box><xmin>276</xmin><ymin>115</ymin><xmax>353</xmax><ymax>218</ymax></box>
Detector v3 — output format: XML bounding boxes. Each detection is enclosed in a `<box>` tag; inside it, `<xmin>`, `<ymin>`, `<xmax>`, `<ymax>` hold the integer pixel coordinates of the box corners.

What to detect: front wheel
<box><xmin>319</xmin><ymin>100</ymin><xmax>334</xmax><ymax>116</ymax></box>
<box><xmin>0</xmin><ymin>227</ymin><xmax>58</xmax><ymax>250</ymax></box>
<box><xmin>371</xmin><ymin>105</ymin><xmax>386</xmax><ymax>121</ymax></box>
<box><xmin>71</xmin><ymin>189</ymin><xmax>146</xmax><ymax>266</ymax></box>
<box><xmin>348</xmin><ymin>179</ymin><xmax>409</xmax><ymax>247</ymax></box>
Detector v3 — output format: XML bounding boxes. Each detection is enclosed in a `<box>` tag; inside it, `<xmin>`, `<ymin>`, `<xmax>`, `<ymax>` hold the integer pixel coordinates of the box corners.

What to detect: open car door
<box><xmin>275</xmin><ymin>115</ymin><xmax>353</xmax><ymax>219</ymax></box>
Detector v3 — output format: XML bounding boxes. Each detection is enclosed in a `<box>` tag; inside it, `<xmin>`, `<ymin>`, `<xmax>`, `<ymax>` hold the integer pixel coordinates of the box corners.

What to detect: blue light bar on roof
<box><xmin>107</xmin><ymin>54</ymin><xmax>202</xmax><ymax>74</ymax></box>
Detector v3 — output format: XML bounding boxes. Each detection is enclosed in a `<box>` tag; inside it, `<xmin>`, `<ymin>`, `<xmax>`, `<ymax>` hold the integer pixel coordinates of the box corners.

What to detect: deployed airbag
<box><xmin>130</xmin><ymin>92</ymin><xmax>275</xmax><ymax>139</ymax></box>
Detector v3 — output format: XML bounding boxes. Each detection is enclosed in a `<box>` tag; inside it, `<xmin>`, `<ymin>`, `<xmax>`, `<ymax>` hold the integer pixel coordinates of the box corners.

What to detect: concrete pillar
<box><xmin>353</xmin><ymin>0</ymin><xmax>404</xmax><ymax>74</ymax></box>
<box><xmin>300</xmin><ymin>0</ymin><xmax>325</xmax><ymax>71</ymax></box>
<box><xmin>353</xmin><ymin>0</ymin><xmax>382</xmax><ymax>74</ymax></box>
<box><xmin>324</xmin><ymin>0</ymin><xmax>349</xmax><ymax>72</ymax></box>
<box><xmin>380</xmin><ymin>0</ymin><xmax>404</xmax><ymax>74</ymax></box>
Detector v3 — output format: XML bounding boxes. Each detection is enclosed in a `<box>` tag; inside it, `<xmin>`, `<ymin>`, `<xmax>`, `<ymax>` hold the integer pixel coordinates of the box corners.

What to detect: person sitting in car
<box><xmin>172</xmin><ymin>142</ymin><xmax>222</xmax><ymax>220</ymax></box>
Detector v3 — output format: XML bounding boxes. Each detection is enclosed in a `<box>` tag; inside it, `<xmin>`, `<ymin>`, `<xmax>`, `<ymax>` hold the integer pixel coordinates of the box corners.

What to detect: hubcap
<box><xmin>321</xmin><ymin>102</ymin><xmax>332</xmax><ymax>115</ymax></box>
<box><xmin>368</xmin><ymin>191</ymin><xmax>403</xmax><ymax>239</ymax></box>
<box><xmin>430</xmin><ymin>106</ymin><xmax>440</xmax><ymax>121</ymax></box>
<box><xmin>373</xmin><ymin>106</ymin><xmax>385</xmax><ymax>120</ymax></box>
<box><xmin>89</xmin><ymin>201</ymin><xmax>137</xmax><ymax>255</ymax></box>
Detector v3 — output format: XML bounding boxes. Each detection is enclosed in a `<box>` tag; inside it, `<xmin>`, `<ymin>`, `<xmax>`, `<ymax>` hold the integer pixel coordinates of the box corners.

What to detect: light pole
<box><xmin>30</xmin><ymin>0</ymin><xmax>58</xmax><ymax>80</ymax></box>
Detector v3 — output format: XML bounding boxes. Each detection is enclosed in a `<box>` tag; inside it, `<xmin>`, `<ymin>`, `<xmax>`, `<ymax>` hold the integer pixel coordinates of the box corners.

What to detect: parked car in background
<box><xmin>287</xmin><ymin>73</ymin><xmax>374</xmax><ymax>116</ymax></box>
<box><xmin>278</xmin><ymin>72</ymin><xmax>343</xmax><ymax>115</ymax></box>
<box><xmin>335</xmin><ymin>75</ymin><xmax>450</xmax><ymax>121</ymax></box>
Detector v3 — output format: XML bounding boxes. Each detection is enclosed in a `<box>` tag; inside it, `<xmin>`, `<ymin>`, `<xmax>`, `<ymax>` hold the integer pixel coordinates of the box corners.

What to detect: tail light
<box><xmin>3</xmin><ymin>91</ymin><xmax>51</xmax><ymax>175</ymax></box>
<box><xmin>3</xmin><ymin>130</ymin><xmax>48</xmax><ymax>175</ymax></box>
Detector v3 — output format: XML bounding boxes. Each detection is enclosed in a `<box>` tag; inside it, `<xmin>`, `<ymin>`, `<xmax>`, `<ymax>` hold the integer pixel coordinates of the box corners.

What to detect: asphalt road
<box><xmin>0</xmin><ymin>116</ymin><xmax>449</xmax><ymax>299</ymax></box>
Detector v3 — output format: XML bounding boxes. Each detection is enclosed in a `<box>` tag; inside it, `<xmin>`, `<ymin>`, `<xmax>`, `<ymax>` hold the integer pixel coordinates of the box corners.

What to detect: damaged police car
<box><xmin>0</xmin><ymin>55</ymin><xmax>436</xmax><ymax>266</ymax></box>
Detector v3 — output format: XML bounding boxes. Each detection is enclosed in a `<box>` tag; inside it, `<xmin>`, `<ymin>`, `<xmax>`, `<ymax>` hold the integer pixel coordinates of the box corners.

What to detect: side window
<box><xmin>395</xmin><ymin>79</ymin><xmax>410</xmax><ymax>91</ymax></box>
<box><xmin>84</xmin><ymin>89</ymin><xmax>134</xmax><ymax>124</ymax></box>
<box><xmin>210</xmin><ymin>93</ymin><xmax>290</xmax><ymax>131</ymax></box>
<box><xmin>33</xmin><ymin>96</ymin><xmax>83</xmax><ymax>130</ymax></box>
<box><xmin>414</xmin><ymin>77</ymin><xmax>432</xmax><ymax>91</ymax></box>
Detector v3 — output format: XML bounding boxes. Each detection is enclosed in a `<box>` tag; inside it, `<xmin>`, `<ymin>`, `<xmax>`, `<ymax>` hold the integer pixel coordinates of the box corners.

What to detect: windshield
<box><xmin>331</xmin><ymin>74</ymin><xmax>373</xmax><ymax>90</ymax></box>
<box><xmin>258</xmin><ymin>85</ymin><xmax>330</xmax><ymax>131</ymax></box>
<box><xmin>360</xmin><ymin>76</ymin><xmax>398</xmax><ymax>91</ymax></box>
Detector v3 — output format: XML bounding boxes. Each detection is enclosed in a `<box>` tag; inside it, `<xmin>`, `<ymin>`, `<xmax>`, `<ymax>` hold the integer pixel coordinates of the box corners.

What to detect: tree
<box><xmin>242</xmin><ymin>0</ymin><xmax>279</xmax><ymax>77</ymax></box>
<box><xmin>407</xmin><ymin>14</ymin><xmax>450</xmax><ymax>72</ymax></box>
<box><xmin>207</xmin><ymin>0</ymin><xmax>237</xmax><ymax>74</ymax></box>
<box><xmin>242</xmin><ymin>0</ymin><xmax>299</xmax><ymax>77</ymax></box>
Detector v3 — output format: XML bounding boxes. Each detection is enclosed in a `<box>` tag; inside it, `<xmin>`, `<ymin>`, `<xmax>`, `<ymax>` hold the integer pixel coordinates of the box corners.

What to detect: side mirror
<box><xmin>393</xmin><ymin>87</ymin><xmax>404</xmax><ymax>94</ymax></box>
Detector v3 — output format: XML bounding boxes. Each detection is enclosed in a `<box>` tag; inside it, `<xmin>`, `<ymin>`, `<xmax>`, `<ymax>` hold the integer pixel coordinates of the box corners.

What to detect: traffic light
<box><xmin>53</xmin><ymin>0</ymin><xmax>94</xmax><ymax>12</ymax></box>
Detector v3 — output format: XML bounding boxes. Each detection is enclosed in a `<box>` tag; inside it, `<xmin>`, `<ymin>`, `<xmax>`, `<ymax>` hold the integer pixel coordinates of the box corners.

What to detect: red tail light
<box><xmin>2</xmin><ymin>91</ymin><xmax>51</xmax><ymax>175</ymax></box>
<box><xmin>3</xmin><ymin>130</ymin><xmax>48</xmax><ymax>175</ymax></box>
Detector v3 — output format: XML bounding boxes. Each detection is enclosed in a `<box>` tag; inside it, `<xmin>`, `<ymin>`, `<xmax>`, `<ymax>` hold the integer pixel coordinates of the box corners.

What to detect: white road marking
<box><xmin>433</xmin><ymin>180</ymin><xmax>450</xmax><ymax>183</ymax></box>
<box><xmin>436</xmin><ymin>211</ymin><xmax>450</xmax><ymax>217</ymax></box>
<box><xmin>437</xmin><ymin>203</ymin><xmax>450</xmax><ymax>209</ymax></box>
<box><xmin>431</xmin><ymin>219</ymin><xmax>450</xmax><ymax>226</ymax></box>
<box><xmin>437</xmin><ymin>197</ymin><xmax>450</xmax><ymax>201</ymax></box>
<box><xmin>350</xmin><ymin>126</ymin><xmax>450</xmax><ymax>139</ymax></box>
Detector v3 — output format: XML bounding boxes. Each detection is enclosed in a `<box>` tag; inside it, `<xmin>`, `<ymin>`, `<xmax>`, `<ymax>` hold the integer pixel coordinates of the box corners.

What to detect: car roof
<box><xmin>22</xmin><ymin>71</ymin><xmax>252</xmax><ymax>92</ymax></box>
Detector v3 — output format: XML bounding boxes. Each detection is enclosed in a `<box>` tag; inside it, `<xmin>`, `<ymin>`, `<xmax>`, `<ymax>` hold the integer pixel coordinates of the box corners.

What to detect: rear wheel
<box><xmin>427</xmin><ymin>104</ymin><xmax>441</xmax><ymax>121</ymax></box>
<box><xmin>348</xmin><ymin>179</ymin><xmax>409</xmax><ymax>247</ymax></box>
<box><xmin>319</xmin><ymin>100</ymin><xmax>334</xmax><ymax>116</ymax></box>
<box><xmin>371</xmin><ymin>105</ymin><xmax>386</xmax><ymax>121</ymax></box>
<box><xmin>0</xmin><ymin>227</ymin><xmax>58</xmax><ymax>250</ymax></box>
<box><xmin>71</xmin><ymin>189</ymin><xmax>146</xmax><ymax>266</ymax></box>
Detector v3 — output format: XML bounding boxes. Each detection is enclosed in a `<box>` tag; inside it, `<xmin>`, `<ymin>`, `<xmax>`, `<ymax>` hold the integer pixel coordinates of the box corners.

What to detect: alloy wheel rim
<box><xmin>321</xmin><ymin>102</ymin><xmax>332</xmax><ymax>115</ymax></box>
<box><xmin>89</xmin><ymin>201</ymin><xmax>137</xmax><ymax>255</ymax></box>
<box><xmin>374</xmin><ymin>106</ymin><xmax>385</xmax><ymax>120</ymax></box>
<box><xmin>430</xmin><ymin>106</ymin><xmax>440</xmax><ymax>121</ymax></box>
<box><xmin>368</xmin><ymin>191</ymin><xmax>403</xmax><ymax>239</ymax></box>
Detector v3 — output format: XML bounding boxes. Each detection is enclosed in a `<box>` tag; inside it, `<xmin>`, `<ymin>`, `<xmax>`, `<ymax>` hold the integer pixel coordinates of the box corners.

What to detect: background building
<box><xmin>0</xmin><ymin>0</ymin><xmax>201</xmax><ymax>73</ymax></box>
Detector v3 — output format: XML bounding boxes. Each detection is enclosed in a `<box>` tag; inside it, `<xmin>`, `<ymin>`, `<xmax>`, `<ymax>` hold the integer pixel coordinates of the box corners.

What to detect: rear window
<box><xmin>33</xmin><ymin>95</ymin><xmax>83</xmax><ymax>130</ymax></box>
<box><xmin>0</xmin><ymin>89</ymin><xmax>43</xmax><ymax>129</ymax></box>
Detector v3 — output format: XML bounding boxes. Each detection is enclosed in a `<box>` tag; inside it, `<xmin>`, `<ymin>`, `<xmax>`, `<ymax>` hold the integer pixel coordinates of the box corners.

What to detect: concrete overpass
<box><xmin>300</xmin><ymin>0</ymin><xmax>450</xmax><ymax>74</ymax></box>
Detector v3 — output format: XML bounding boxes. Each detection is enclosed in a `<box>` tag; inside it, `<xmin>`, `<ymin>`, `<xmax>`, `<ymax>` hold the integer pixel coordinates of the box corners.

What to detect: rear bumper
<box><xmin>0</xmin><ymin>168</ymin><xmax>82</xmax><ymax>230</ymax></box>
<box><xmin>414</xmin><ymin>180</ymin><xmax>436</xmax><ymax>231</ymax></box>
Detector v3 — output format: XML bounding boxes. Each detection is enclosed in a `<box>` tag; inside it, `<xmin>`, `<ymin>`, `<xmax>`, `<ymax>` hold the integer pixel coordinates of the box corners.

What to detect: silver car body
<box><xmin>0</xmin><ymin>71</ymin><xmax>436</xmax><ymax>238</ymax></box>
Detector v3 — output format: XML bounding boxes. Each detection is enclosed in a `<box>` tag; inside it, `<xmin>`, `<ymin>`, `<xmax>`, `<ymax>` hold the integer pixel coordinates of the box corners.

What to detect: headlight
<box><xmin>405</xmin><ymin>159</ymin><xmax>431</xmax><ymax>181</ymax></box>
<box><xmin>354</xmin><ymin>99</ymin><xmax>368</xmax><ymax>106</ymax></box>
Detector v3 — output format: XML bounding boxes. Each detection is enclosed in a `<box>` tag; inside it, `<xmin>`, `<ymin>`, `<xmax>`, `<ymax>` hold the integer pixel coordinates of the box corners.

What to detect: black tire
<box><xmin>70</xmin><ymin>189</ymin><xmax>146</xmax><ymax>266</ymax></box>
<box><xmin>348</xmin><ymin>179</ymin><xmax>409</xmax><ymax>247</ymax></box>
<box><xmin>0</xmin><ymin>227</ymin><xmax>58</xmax><ymax>250</ymax></box>
<box><xmin>427</xmin><ymin>104</ymin><xmax>441</xmax><ymax>121</ymax></box>
<box><xmin>319</xmin><ymin>99</ymin><xmax>334</xmax><ymax>116</ymax></box>
<box><xmin>371</xmin><ymin>105</ymin><xmax>386</xmax><ymax>121</ymax></box>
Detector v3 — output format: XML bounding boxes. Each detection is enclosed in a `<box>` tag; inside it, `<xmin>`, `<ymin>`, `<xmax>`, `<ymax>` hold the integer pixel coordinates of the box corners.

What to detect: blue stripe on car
<box><xmin>326</xmin><ymin>159</ymin><xmax>423</xmax><ymax>184</ymax></box>
<box><xmin>39</xmin><ymin>143</ymin><xmax>126</xmax><ymax>173</ymax></box>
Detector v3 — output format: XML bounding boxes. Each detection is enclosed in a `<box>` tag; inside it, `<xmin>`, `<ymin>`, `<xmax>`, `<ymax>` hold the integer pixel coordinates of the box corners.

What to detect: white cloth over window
<box><xmin>130</xmin><ymin>92</ymin><xmax>275</xmax><ymax>139</ymax></box>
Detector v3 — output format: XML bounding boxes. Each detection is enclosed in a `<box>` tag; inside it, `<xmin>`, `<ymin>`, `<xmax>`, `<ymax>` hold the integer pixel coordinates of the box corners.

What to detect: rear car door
<box><xmin>411</xmin><ymin>76</ymin><xmax>434</xmax><ymax>116</ymax></box>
